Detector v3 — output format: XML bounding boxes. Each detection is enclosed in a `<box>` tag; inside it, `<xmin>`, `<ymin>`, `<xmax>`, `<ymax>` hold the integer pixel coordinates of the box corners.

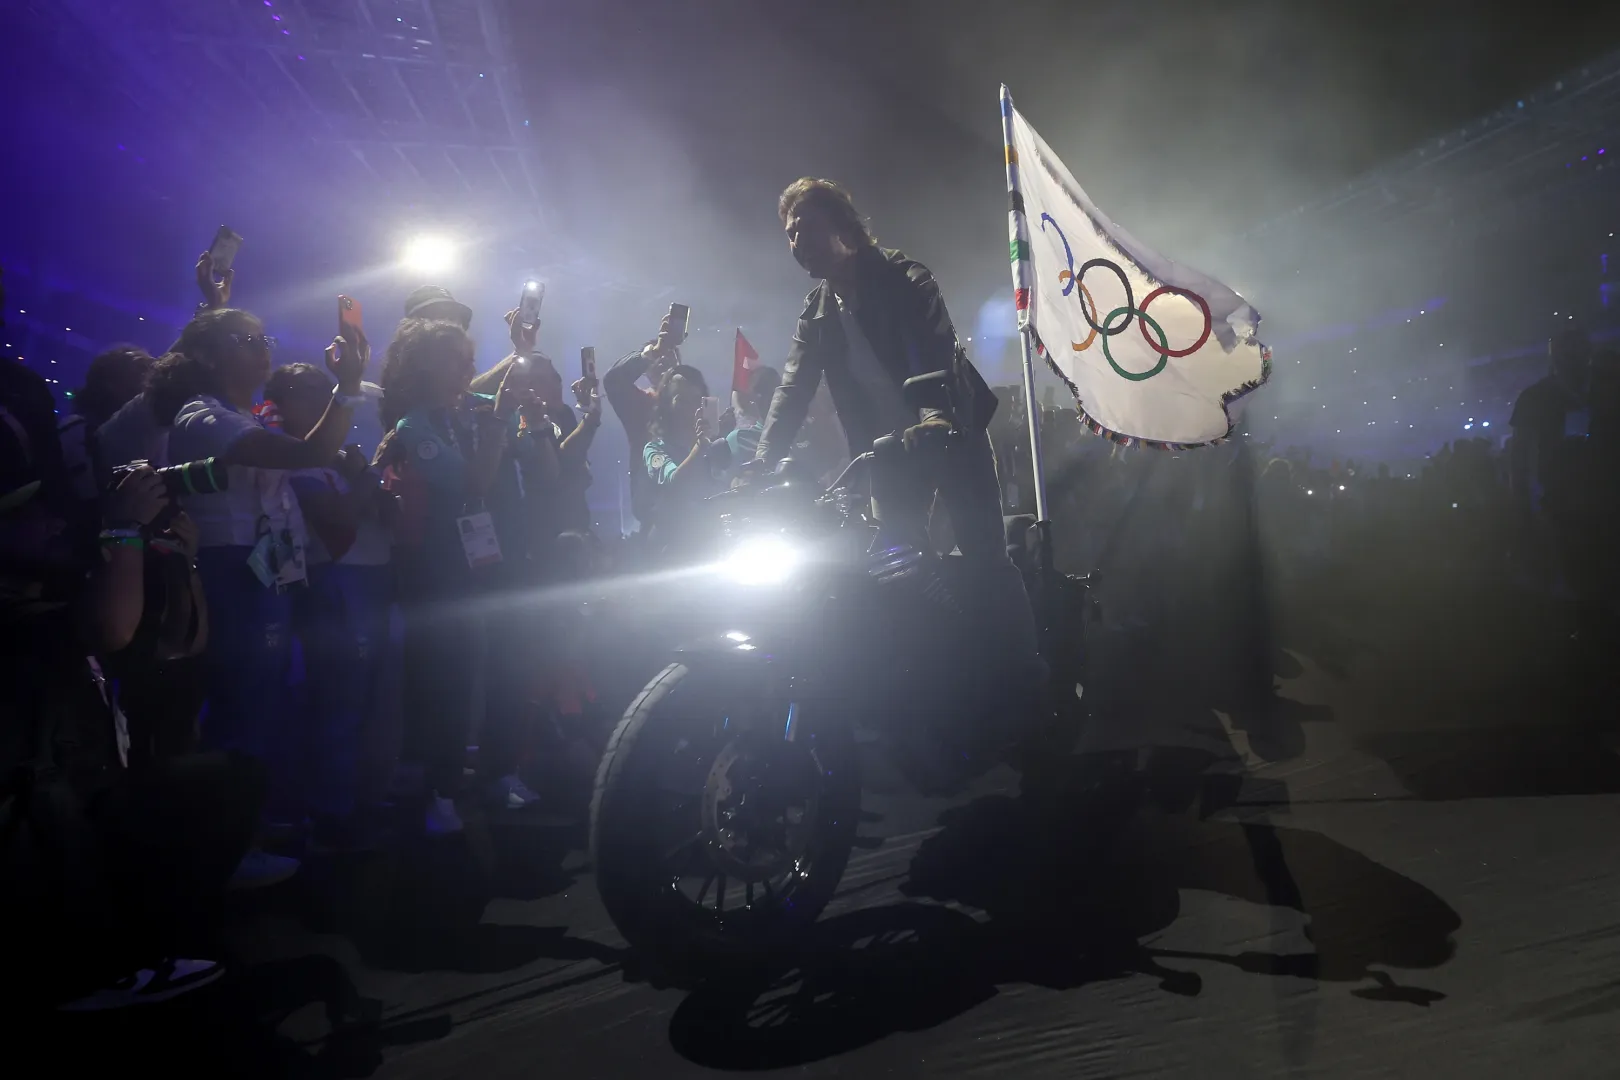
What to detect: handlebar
<box><xmin>707</xmin><ymin>451</ymin><xmax>876</xmax><ymax>505</ymax></box>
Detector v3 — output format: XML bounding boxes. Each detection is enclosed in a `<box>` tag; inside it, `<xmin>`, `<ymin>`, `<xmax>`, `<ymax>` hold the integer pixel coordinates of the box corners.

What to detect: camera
<box><xmin>110</xmin><ymin>457</ymin><xmax>228</xmax><ymax>531</ymax></box>
<box><xmin>334</xmin><ymin>445</ymin><xmax>368</xmax><ymax>477</ymax></box>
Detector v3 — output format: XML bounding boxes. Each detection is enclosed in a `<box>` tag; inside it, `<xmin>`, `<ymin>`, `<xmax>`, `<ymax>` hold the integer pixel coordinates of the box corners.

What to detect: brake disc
<box><xmin>700</xmin><ymin>739</ymin><xmax>820</xmax><ymax>884</ymax></box>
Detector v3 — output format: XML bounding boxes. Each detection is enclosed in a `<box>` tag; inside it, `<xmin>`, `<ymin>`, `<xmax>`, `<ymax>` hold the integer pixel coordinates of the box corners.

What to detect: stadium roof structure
<box><xmin>1228</xmin><ymin>48</ymin><xmax>1620</xmax><ymax>270</ymax></box>
<box><xmin>50</xmin><ymin>0</ymin><xmax>565</xmax><ymax>264</ymax></box>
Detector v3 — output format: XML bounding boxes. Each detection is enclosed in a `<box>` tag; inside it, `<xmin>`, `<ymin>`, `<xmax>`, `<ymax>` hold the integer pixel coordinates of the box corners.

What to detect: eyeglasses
<box><xmin>227</xmin><ymin>333</ymin><xmax>279</xmax><ymax>351</ymax></box>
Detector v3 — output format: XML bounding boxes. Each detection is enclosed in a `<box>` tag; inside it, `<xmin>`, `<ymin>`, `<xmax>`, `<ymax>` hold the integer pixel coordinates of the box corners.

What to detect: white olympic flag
<box><xmin>1002</xmin><ymin>85</ymin><xmax>1270</xmax><ymax>447</ymax></box>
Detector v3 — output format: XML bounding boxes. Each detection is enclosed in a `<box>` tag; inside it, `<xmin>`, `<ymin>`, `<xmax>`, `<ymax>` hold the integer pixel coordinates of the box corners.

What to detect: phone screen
<box><xmin>518</xmin><ymin>281</ymin><xmax>545</xmax><ymax>329</ymax></box>
<box><xmin>208</xmin><ymin>226</ymin><xmax>243</xmax><ymax>274</ymax></box>
<box><xmin>668</xmin><ymin>303</ymin><xmax>690</xmax><ymax>344</ymax></box>
<box><xmin>339</xmin><ymin>294</ymin><xmax>364</xmax><ymax>336</ymax></box>
<box><xmin>581</xmin><ymin>346</ymin><xmax>597</xmax><ymax>381</ymax></box>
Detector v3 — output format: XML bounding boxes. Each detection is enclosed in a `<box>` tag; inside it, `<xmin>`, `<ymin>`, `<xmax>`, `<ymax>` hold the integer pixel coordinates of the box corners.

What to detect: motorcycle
<box><xmin>589</xmin><ymin>371</ymin><xmax>1100</xmax><ymax>973</ymax></box>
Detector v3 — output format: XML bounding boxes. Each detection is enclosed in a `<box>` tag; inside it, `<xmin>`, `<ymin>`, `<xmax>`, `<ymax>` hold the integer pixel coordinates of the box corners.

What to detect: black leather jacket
<box><xmin>756</xmin><ymin>246</ymin><xmax>997</xmax><ymax>464</ymax></box>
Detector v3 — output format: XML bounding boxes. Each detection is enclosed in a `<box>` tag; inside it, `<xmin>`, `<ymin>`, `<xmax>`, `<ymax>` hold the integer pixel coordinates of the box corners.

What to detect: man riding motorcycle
<box><xmin>751</xmin><ymin>177</ymin><xmax>1044</xmax><ymax>689</ymax></box>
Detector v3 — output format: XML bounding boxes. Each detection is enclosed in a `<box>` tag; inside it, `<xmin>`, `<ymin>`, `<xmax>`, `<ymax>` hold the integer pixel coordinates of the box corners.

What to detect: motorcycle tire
<box><xmin>590</xmin><ymin>661</ymin><xmax>861</xmax><ymax>977</ymax></box>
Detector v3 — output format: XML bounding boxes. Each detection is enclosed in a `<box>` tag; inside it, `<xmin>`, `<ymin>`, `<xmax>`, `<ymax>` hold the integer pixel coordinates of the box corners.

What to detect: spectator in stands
<box><xmin>604</xmin><ymin>315</ymin><xmax>683</xmax><ymax>534</ymax></box>
<box><xmin>725</xmin><ymin>364</ymin><xmax>780</xmax><ymax>475</ymax></box>
<box><xmin>0</xmin><ymin>362</ymin><xmax>262</xmax><ymax>1012</ymax></box>
<box><xmin>642</xmin><ymin>364</ymin><xmax>727</xmax><ymax>552</ymax></box>
<box><xmin>1510</xmin><ymin>328</ymin><xmax>1592</xmax><ymax>594</ymax></box>
<box><xmin>149</xmin><ymin>308</ymin><xmax>364</xmax><ymax>872</ymax></box>
<box><xmin>374</xmin><ymin>317</ymin><xmax>526</xmax><ymax>834</ymax></box>
<box><xmin>528</xmin><ymin>373</ymin><xmax>602</xmax><ymax>565</ymax></box>
<box><xmin>265</xmin><ymin>362</ymin><xmax>394</xmax><ymax>850</ymax></box>
<box><xmin>59</xmin><ymin>344</ymin><xmax>152</xmax><ymax>503</ymax></box>
<box><xmin>474</xmin><ymin>346</ymin><xmax>557</xmax><ymax>813</ymax></box>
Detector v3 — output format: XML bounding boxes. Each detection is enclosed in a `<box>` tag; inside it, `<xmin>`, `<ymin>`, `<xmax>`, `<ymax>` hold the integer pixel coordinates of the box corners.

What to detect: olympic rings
<box><xmin>1101</xmin><ymin>306</ymin><xmax>1168</xmax><ymax>380</ymax></box>
<box><xmin>1037</xmin><ymin>213</ymin><xmax>1213</xmax><ymax>374</ymax></box>
<box><xmin>1057</xmin><ymin>271</ymin><xmax>1098</xmax><ymax>353</ymax></box>
<box><xmin>1039</xmin><ymin>213</ymin><xmax>1075</xmax><ymax>296</ymax></box>
<box><xmin>1075</xmin><ymin>259</ymin><xmax>1134</xmax><ymax>338</ymax></box>
<box><xmin>1137</xmin><ymin>285</ymin><xmax>1212</xmax><ymax>358</ymax></box>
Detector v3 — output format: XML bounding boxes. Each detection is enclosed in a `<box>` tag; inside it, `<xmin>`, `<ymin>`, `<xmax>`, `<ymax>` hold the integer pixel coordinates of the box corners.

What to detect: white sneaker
<box><xmin>491</xmin><ymin>773</ymin><xmax>541</xmax><ymax>810</ymax></box>
<box><xmin>58</xmin><ymin>958</ymin><xmax>224</xmax><ymax>1012</ymax></box>
<box><xmin>425</xmin><ymin>792</ymin><xmax>464</xmax><ymax>836</ymax></box>
<box><xmin>227</xmin><ymin>848</ymin><xmax>301</xmax><ymax>891</ymax></box>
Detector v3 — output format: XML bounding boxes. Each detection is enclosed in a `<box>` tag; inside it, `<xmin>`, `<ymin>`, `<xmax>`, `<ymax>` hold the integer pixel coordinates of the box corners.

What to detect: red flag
<box><xmin>732</xmin><ymin>329</ymin><xmax>759</xmax><ymax>395</ymax></box>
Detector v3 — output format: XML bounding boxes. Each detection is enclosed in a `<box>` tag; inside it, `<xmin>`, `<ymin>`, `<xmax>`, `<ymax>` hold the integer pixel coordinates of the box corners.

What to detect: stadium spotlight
<box><xmin>402</xmin><ymin>234</ymin><xmax>456</xmax><ymax>275</ymax></box>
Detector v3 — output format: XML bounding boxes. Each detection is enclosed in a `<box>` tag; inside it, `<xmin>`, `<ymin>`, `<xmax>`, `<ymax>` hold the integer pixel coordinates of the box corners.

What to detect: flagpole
<box><xmin>1000</xmin><ymin>85</ymin><xmax>1050</xmax><ymax>529</ymax></box>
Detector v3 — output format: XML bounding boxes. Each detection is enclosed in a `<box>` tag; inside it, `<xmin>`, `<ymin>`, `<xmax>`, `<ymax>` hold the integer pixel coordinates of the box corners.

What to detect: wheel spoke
<box><xmin>694</xmin><ymin>870</ymin><xmax>717</xmax><ymax>905</ymax></box>
<box><xmin>715</xmin><ymin>872</ymin><xmax>727</xmax><ymax>914</ymax></box>
<box><xmin>662</xmin><ymin>829</ymin><xmax>706</xmax><ymax>865</ymax></box>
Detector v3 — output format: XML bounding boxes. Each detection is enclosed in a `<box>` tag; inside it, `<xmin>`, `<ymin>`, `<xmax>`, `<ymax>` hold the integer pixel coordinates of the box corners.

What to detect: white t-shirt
<box><xmin>167</xmin><ymin>395</ymin><xmax>307</xmax><ymax>551</ymax></box>
<box><xmin>348</xmin><ymin>381</ymin><xmax>386</xmax><ymax>463</ymax></box>
<box><xmin>836</xmin><ymin>295</ymin><xmax>915</xmax><ymax>438</ymax></box>
<box><xmin>288</xmin><ymin>465</ymin><xmax>392</xmax><ymax>567</ymax></box>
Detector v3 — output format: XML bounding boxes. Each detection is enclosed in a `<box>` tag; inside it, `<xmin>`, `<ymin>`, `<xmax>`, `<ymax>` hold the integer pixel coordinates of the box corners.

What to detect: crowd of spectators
<box><xmin>0</xmin><ymin>255</ymin><xmax>615</xmax><ymax>1012</ymax></box>
<box><xmin>4</xmin><ymin>239</ymin><xmax>1615</xmax><ymax>1020</ymax></box>
<box><xmin>992</xmin><ymin>326</ymin><xmax>1618</xmax><ymax>718</ymax></box>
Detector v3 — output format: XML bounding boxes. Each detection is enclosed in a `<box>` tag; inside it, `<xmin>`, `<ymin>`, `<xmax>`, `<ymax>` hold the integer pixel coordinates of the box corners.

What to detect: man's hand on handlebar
<box><xmin>902</xmin><ymin>415</ymin><xmax>953</xmax><ymax>454</ymax></box>
<box><xmin>731</xmin><ymin>458</ymin><xmax>771</xmax><ymax>491</ymax></box>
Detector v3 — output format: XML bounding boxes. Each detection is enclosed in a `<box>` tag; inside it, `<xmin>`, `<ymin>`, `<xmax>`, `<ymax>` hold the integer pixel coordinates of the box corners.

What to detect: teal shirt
<box><xmin>393</xmin><ymin>405</ymin><xmax>472</xmax><ymax>575</ymax></box>
<box><xmin>394</xmin><ymin>406</ymin><xmax>467</xmax><ymax>510</ymax></box>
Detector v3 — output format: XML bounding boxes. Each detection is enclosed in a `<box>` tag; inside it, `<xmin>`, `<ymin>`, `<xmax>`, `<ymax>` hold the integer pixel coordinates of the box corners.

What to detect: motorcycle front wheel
<box><xmin>590</xmin><ymin>661</ymin><xmax>861</xmax><ymax>976</ymax></box>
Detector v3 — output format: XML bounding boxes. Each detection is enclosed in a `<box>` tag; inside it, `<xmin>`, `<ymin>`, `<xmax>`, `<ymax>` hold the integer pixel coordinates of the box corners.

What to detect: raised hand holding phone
<box><xmin>667</xmin><ymin>302</ymin><xmax>690</xmax><ymax>345</ymax></box>
<box><xmin>518</xmin><ymin>280</ymin><xmax>544</xmax><ymax>330</ymax></box>
<box><xmin>195</xmin><ymin>253</ymin><xmax>231</xmax><ymax>309</ymax></box>
<box><xmin>195</xmin><ymin>226</ymin><xmax>242</xmax><ymax>310</ymax></box>
<box><xmin>339</xmin><ymin>294</ymin><xmax>364</xmax><ymax>338</ymax></box>
<box><xmin>572</xmin><ymin>376</ymin><xmax>601</xmax><ymax>420</ymax></box>
<box><xmin>325</xmin><ymin>334</ymin><xmax>365</xmax><ymax>395</ymax></box>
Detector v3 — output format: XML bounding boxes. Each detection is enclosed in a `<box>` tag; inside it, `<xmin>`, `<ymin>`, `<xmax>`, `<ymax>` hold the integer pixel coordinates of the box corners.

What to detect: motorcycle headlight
<box><xmin>719</xmin><ymin>534</ymin><xmax>802</xmax><ymax>587</ymax></box>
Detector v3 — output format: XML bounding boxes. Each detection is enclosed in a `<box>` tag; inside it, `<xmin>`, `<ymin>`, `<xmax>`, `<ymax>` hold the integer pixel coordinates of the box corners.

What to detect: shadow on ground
<box><xmin>1356</xmin><ymin>727</ymin><xmax>1620</xmax><ymax>801</ymax></box>
<box><xmin>670</xmin><ymin>789</ymin><xmax>1459</xmax><ymax>1069</ymax></box>
<box><xmin>48</xmin><ymin>954</ymin><xmax>446</xmax><ymax>1078</ymax></box>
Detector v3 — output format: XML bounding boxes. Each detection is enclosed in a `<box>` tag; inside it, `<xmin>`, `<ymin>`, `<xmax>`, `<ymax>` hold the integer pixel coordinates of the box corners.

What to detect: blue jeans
<box><xmin>195</xmin><ymin>546</ymin><xmax>294</xmax><ymax>813</ymax></box>
<box><xmin>294</xmin><ymin>562</ymin><xmax>393</xmax><ymax>820</ymax></box>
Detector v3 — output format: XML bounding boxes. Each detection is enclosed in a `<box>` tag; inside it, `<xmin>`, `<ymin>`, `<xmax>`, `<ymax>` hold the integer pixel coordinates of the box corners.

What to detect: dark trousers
<box><xmin>292</xmin><ymin>563</ymin><xmax>392</xmax><ymax>820</ymax></box>
<box><xmin>195</xmin><ymin>547</ymin><xmax>294</xmax><ymax>813</ymax></box>
<box><xmin>118</xmin><ymin>656</ymin><xmax>206</xmax><ymax>763</ymax></box>
<box><xmin>938</xmin><ymin>428</ymin><xmax>1015</xmax><ymax>564</ymax></box>
<box><xmin>6</xmin><ymin>752</ymin><xmax>263</xmax><ymax>1006</ymax></box>
<box><xmin>876</xmin><ymin>428</ymin><xmax>1043</xmax><ymax>683</ymax></box>
<box><xmin>398</xmin><ymin>567</ymin><xmax>477</xmax><ymax>797</ymax></box>
<box><xmin>875</xmin><ymin>428</ymin><xmax>1010</xmax><ymax>565</ymax></box>
<box><xmin>480</xmin><ymin>597</ymin><xmax>542</xmax><ymax>785</ymax></box>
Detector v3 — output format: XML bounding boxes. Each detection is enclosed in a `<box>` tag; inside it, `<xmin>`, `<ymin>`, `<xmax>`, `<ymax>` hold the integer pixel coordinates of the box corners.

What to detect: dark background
<box><xmin>2</xmin><ymin>0</ymin><xmax>1618</xmax><ymax>474</ymax></box>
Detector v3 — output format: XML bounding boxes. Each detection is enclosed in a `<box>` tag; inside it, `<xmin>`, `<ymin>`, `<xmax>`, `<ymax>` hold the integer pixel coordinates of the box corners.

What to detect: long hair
<box><xmin>376</xmin><ymin>318</ymin><xmax>471</xmax><ymax>459</ymax></box>
<box><xmin>777</xmin><ymin>177</ymin><xmax>875</xmax><ymax>248</ymax></box>
<box><xmin>145</xmin><ymin>308</ymin><xmax>258</xmax><ymax>427</ymax></box>
<box><xmin>73</xmin><ymin>344</ymin><xmax>152</xmax><ymax>431</ymax></box>
<box><xmin>651</xmin><ymin>364</ymin><xmax>708</xmax><ymax>443</ymax></box>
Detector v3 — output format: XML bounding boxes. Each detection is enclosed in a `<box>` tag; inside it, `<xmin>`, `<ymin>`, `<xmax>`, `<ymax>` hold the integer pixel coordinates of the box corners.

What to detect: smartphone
<box><xmin>700</xmin><ymin>395</ymin><xmax>719</xmax><ymax>431</ymax></box>
<box><xmin>518</xmin><ymin>280</ymin><xmax>545</xmax><ymax>330</ymax></box>
<box><xmin>338</xmin><ymin>294</ymin><xmax>363</xmax><ymax>337</ymax></box>
<box><xmin>580</xmin><ymin>346</ymin><xmax>597</xmax><ymax>382</ymax></box>
<box><xmin>667</xmin><ymin>302</ymin><xmax>690</xmax><ymax>345</ymax></box>
<box><xmin>207</xmin><ymin>226</ymin><xmax>243</xmax><ymax>275</ymax></box>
